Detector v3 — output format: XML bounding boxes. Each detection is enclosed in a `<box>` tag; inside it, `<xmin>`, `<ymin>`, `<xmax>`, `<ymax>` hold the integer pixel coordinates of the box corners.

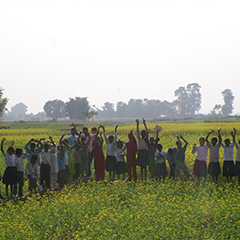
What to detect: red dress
<box><xmin>126</xmin><ymin>140</ymin><xmax>137</xmax><ymax>181</ymax></box>
<box><xmin>93</xmin><ymin>140</ymin><xmax>105</xmax><ymax>181</ymax></box>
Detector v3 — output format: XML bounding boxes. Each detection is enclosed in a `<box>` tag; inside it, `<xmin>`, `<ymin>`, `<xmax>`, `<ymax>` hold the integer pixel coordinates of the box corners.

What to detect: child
<box><xmin>233</xmin><ymin>128</ymin><xmax>240</xmax><ymax>184</ymax></box>
<box><xmin>136</xmin><ymin>118</ymin><xmax>148</xmax><ymax>181</ymax></box>
<box><xmin>192</xmin><ymin>132</ymin><xmax>211</xmax><ymax>182</ymax></box>
<box><xmin>206</xmin><ymin>128</ymin><xmax>222</xmax><ymax>183</ymax></box>
<box><xmin>56</xmin><ymin>145</ymin><xmax>68</xmax><ymax>189</ymax></box>
<box><xmin>25</xmin><ymin>154</ymin><xmax>39</xmax><ymax>193</ymax></box>
<box><xmin>116</xmin><ymin>140</ymin><xmax>128</xmax><ymax>180</ymax></box>
<box><xmin>126</xmin><ymin>131</ymin><xmax>137</xmax><ymax>182</ymax></box>
<box><xmin>175</xmin><ymin>135</ymin><xmax>194</xmax><ymax>181</ymax></box>
<box><xmin>101</xmin><ymin>125</ymin><xmax>118</xmax><ymax>182</ymax></box>
<box><xmin>14</xmin><ymin>148</ymin><xmax>28</xmax><ymax>198</ymax></box>
<box><xmin>68</xmin><ymin>123</ymin><xmax>79</xmax><ymax>146</ymax></box>
<box><xmin>166</xmin><ymin>147</ymin><xmax>177</xmax><ymax>180</ymax></box>
<box><xmin>220</xmin><ymin>129</ymin><xmax>235</xmax><ymax>182</ymax></box>
<box><xmin>92</xmin><ymin>127</ymin><xmax>105</xmax><ymax>181</ymax></box>
<box><xmin>79</xmin><ymin>134</ymin><xmax>88</xmax><ymax>179</ymax></box>
<box><xmin>25</xmin><ymin>138</ymin><xmax>44</xmax><ymax>166</ymax></box>
<box><xmin>147</xmin><ymin>129</ymin><xmax>159</xmax><ymax>178</ymax></box>
<box><xmin>73</xmin><ymin>142</ymin><xmax>82</xmax><ymax>183</ymax></box>
<box><xmin>50</xmin><ymin>143</ymin><xmax>58</xmax><ymax>189</ymax></box>
<box><xmin>1</xmin><ymin>138</ymin><xmax>17</xmax><ymax>198</ymax></box>
<box><xmin>154</xmin><ymin>144</ymin><xmax>168</xmax><ymax>183</ymax></box>
<box><xmin>40</xmin><ymin>137</ymin><xmax>56</xmax><ymax>190</ymax></box>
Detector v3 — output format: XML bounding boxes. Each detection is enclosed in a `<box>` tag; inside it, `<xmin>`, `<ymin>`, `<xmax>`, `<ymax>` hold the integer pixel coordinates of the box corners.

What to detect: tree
<box><xmin>221</xmin><ymin>89</ymin><xmax>234</xmax><ymax>117</ymax></box>
<box><xmin>65</xmin><ymin>97</ymin><xmax>90</xmax><ymax>120</ymax></box>
<box><xmin>10</xmin><ymin>102</ymin><xmax>28</xmax><ymax>120</ymax></box>
<box><xmin>0</xmin><ymin>88</ymin><xmax>8</xmax><ymax>119</ymax></box>
<box><xmin>210</xmin><ymin>104</ymin><xmax>222</xmax><ymax>116</ymax></box>
<box><xmin>173</xmin><ymin>83</ymin><xmax>201</xmax><ymax>117</ymax></box>
<box><xmin>83</xmin><ymin>110</ymin><xmax>98</xmax><ymax>122</ymax></box>
<box><xmin>43</xmin><ymin>99</ymin><xmax>66</xmax><ymax>119</ymax></box>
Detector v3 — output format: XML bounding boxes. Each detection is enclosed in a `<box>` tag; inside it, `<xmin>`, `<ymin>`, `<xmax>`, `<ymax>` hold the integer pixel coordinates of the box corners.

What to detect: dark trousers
<box><xmin>169</xmin><ymin>164</ymin><xmax>176</xmax><ymax>179</ymax></box>
<box><xmin>87</xmin><ymin>151</ymin><xmax>94</xmax><ymax>177</ymax></box>
<box><xmin>40</xmin><ymin>163</ymin><xmax>51</xmax><ymax>189</ymax></box>
<box><xmin>14</xmin><ymin>171</ymin><xmax>24</xmax><ymax>197</ymax></box>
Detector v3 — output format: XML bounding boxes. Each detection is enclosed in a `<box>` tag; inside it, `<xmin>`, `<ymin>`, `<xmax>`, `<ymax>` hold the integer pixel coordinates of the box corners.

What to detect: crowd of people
<box><xmin>1</xmin><ymin>120</ymin><xmax>240</xmax><ymax>199</ymax></box>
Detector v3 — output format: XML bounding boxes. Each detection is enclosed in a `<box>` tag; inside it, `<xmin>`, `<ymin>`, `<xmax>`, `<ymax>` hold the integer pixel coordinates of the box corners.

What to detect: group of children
<box><xmin>1</xmin><ymin>121</ymin><xmax>240</xmax><ymax>199</ymax></box>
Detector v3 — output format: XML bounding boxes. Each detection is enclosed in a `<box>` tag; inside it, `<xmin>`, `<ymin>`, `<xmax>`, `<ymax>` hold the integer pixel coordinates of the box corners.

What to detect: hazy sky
<box><xmin>0</xmin><ymin>0</ymin><xmax>240</xmax><ymax>114</ymax></box>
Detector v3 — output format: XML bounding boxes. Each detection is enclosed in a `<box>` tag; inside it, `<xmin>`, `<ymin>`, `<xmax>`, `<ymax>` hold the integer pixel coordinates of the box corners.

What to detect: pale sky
<box><xmin>0</xmin><ymin>0</ymin><xmax>240</xmax><ymax>114</ymax></box>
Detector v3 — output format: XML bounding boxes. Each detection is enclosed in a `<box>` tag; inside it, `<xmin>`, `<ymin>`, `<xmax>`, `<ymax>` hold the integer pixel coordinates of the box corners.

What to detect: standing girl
<box><xmin>207</xmin><ymin>128</ymin><xmax>222</xmax><ymax>183</ymax></box>
<box><xmin>116</xmin><ymin>140</ymin><xmax>128</xmax><ymax>180</ymax></box>
<box><xmin>233</xmin><ymin>128</ymin><xmax>240</xmax><ymax>184</ymax></box>
<box><xmin>136</xmin><ymin>118</ymin><xmax>148</xmax><ymax>181</ymax></box>
<box><xmin>92</xmin><ymin>127</ymin><xmax>105</xmax><ymax>181</ymax></box>
<box><xmin>192</xmin><ymin>132</ymin><xmax>211</xmax><ymax>182</ymax></box>
<box><xmin>1</xmin><ymin>138</ymin><xmax>17</xmax><ymax>198</ymax></box>
<box><xmin>220</xmin><ymin>129</ymin><xmax>235</xmax><ymax>183</ymax></box>
<box><xmin>101</xmin><ymin>125</ymin><xmax>118</xmax><ymax>182</ymax></box>
<box><xmin>147</xmin><ymin>128</ymin><xmax>159</xmax><ymax>179</ymax></box>
<box><xmin>154</xmin><ymin>144</ymin><xmax>168</xmax><ymax>183</ymax></box>
<box><xmin>126</xmin><ymin>131</ymin><xmax>137</xmax><ymax>182</ymax></box>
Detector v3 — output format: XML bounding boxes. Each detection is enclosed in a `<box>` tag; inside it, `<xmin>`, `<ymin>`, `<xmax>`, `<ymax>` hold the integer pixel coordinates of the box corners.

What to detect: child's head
<box><xmin>224</xmin><ymin>138</ymin><xmax>231</xmax><ymax>146</ymax></box>
<box><xmin>149</xmin><ymin>137</ymin><xmax>155</xmax><ymax>144</ymax></box>
<box><xmin>211</xmin><ymin>137</ymin><xmax>218</xmax><ymax>146</ymax></box>
<box><xmin>70</xmin><ymin>128</ymin><xmax>77</xmax><ymax>136</ymax></box>
<box><xmin>176</xmin><ymin>140</ymin><xmax>182</xmax><ymax>148</ymax></box>
<box><xmin>168</xmin><ymin>148</ymin><xmax>173</xmax><ymax>154</ymax></box>
<box><xmin>80</xmin><ymin>134</ymin><xmax>86</xmax><ymax>144</ymax></box>
<box><xmin>30</xmin><ymin>154</ymin><xmax>38</xmax><ymax>164</ymax></box>
<box><xmin>82</xmin><ymin>127</ymin><xmax>88</xmax><ymax>135</ymax></box>
<box><xmin>7</xmin><ymin>146</ymin><xmax>14</xmax><ymax>155</ymax></box>
<box><xmin>108</xmin><ymin>135</ymin><xmax>114</xmax><ymax>143</ymax></box>
<box><xmin>157</xmin><ymin>144</ymin><xmax>163</xmax><ymax>152</ymax></box>
<box><xmin>199</xmin><ymin>137</ymin><xmax>205</xmax><ymax>146</ymax></box>
<box><xmin>44</xmin><ymin>142</ymin><xmax>50</xmax><ymax>152</ymax></box>
<box><xmin>16</xmin><ymin>148</ymin><xmax>23</xmax><ymax>157</ymax></box>
<box><xmin>91</xmin><ymin>127</ymin><xmax>97</xmax><ymax>134</ymax></box>
<box><xmin>140</xmin><ymin>130</ymin><xmax>146</xmax><ymax>138</ymax></box>
<box><xmin>117</xmin><ymin>140</ymin><xmax>123</xmax><ymax>149</ymax></box>
<box><xmin>30</xmin><ymin>142</ymin><xmax>36</xmax><ymax>151</ymax></box>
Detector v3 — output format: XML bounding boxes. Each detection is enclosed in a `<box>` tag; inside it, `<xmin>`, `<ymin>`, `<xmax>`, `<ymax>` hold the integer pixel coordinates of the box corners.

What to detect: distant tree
<box><xmin>0</xmin><ymin>88</ymin><xmax>8</xmax><ymax>119</ymax></box>
<box><xmin>116</xmin><ymin>101</ymin><xmax>128</xmax><ymax>118</ymax></box>
<box><xmin>83</xmin><ymin>110</ymin><xmax>98</xmax><ymax>122</ymax></box>
<box><xmin>43</xmin><ymin>99</ymin><xmax>66</xmax><ymax>119</ymax></box>
<box><xmin>210</xmin><ymin>104</ymin><xmax>222</xmax><ymax>116</ymax></box>
<box><xmin>10</xmin><ymin>102</ymin><xmax>28</xmax><ymax>120</ymax></box>
<box><xmin>173</xmin><ymin>83</ymin><xmax>201</xmax><ymax>117</ymax></box>
<box><xmin>65</xmin><ymin>97</ymin><xmax>89</xmax><ymax>120</ymax></box>
<box><xmin>221</xmin><ymin>89</ymin><xmax>234</xmax><ymax>117</ymax></box>
<box><xmin>99</xmin><ymin>102</ymin><xmax>115</xmax><ymax>118</ymax></box>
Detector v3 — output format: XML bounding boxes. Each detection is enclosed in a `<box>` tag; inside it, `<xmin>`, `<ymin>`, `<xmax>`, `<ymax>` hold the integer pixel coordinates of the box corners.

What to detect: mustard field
<box><xmin>0</xmin><ymin>121</ymin><xmax>240</xmax><ymax>239</ymax></box>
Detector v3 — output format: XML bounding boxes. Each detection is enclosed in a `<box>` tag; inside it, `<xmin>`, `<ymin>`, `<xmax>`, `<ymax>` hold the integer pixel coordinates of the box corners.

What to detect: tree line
<box><xmin>0</xmin><ymin>84</ymin><xmax>236</xmax><ymax>121</ymax></box>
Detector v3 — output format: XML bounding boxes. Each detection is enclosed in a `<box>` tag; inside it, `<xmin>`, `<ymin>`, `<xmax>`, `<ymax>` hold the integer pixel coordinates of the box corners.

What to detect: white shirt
<box><xmin>234</xmin><ymin>142</ymin><xmax>240</xmax><ymax>162</ymax></box>
<box><xmin>25</xmin><ymin>161</ymin><xmax>39</xmax><ymax>176</ymax></box>
<box><xmin>64</xmin><ymin>151</ymin><xmax>69</xmax><ymax>165</ymax></box>
<box><xmin>3</xmin><ymin>152</ymin><xmax>16</xmax><ymax>167</ymax></box>
<box><xmin>104</xmin><ymin>131</ymin><xmax>117</xmax><ymax>156</ymax></box>
<box><xmin>192</xmin><ymin>145</ymin><xmax>208</xmax><ymax>161</ymax></box>
<box><xmin>221</xmin><ymin>143</ymin><xmax>234</xmax><ymax>161</ymax></box>
<box><xmin>155</xmin><ymin>151</ymin><xmax>167</xmax><ymax>164</ymax></box>
<box><xmin>116</xmin><ymin>147</ymin><xmax>126</xmax><ymax>162</ymax></box>
<box><xmin>50</xmin><ymin>150</ymin><xmax>58</xmax><ymax>174</ymax></box>
<box><xmin>15</xmin><ymin>154</ymin><xmax>28</xmax><ymax>172</ymax></box>
<box><xmin>86</xmin><ymin>134</ymin><xmax>94</xmax><ymax>152</ymax></box>
<box><xmin>207</xmin><ymin>142</ymin><xmax>221</xmax><ymax>163</ymax></box>
<box><xmin>40</xmin><ymin>148</ymin><xmax>55</xmax><ymax>164</ymax></box>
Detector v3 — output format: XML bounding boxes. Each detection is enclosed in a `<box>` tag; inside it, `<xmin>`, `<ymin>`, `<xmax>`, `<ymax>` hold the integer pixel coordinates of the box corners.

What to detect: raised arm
<box><xmin>155</xmin><ymin>130</ymin><xmax>159</xmax><ymax>145</ymax></box>
<box><xmin>59</xmin><ymin>135</ymin><xmax>65</xmax><ymax>145</ymax></box>
<box><xmin>49</xmin><ymin>136</ymin><xmax>56</xmax><ymax>148</ymax></box>
<box><xmin>136</xmin><ymin>119</ymin><xmax>140</xmax><ymax>139</ymax></box>
<box><xmin>231</xmin><ymin>128</ymin><xmax>236</xmax><ymax>143</ymax></box>
<box><xmin>114</xmin><ymin>125</ymin><xmax>118</xmax><ymax>143</ymax></box>
<box><xmin>179</xmin><ymin>135</ymin><xmax>188</xmax><ymax>148</ymax></box>
<box><xmin>1</xmin><ymin>138</ymin><xmax>6</xmax><ymax>153</ymax></box>
<box><xmin>142</xmin><ymin>118</ymin><xmax>149</xmax><ymax>140</ymax></box>
<box><xmin>218</xmin><ymin>127</ymin><xmax>222</xmax><ymax>143</ymax></box>
<box><xmin>206</xmin><ymin>130</ymin><xmax>213</xmax><ymax>143</ymax></box>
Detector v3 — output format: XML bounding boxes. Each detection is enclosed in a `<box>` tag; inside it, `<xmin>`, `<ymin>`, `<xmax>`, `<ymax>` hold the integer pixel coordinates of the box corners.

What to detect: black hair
<box><xmin>16</xmin><ymin>148</ymin><xmax>23</xmax><ymax>156</ymax></box>
<box><xmin>31</xmin><ymin>154</ymin><xmax>38</xmax><ymax>161</ymax></box>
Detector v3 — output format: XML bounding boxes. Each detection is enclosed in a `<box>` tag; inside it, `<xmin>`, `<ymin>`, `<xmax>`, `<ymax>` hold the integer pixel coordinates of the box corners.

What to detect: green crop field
<box><xmin>0</xmin><ymin>121</ymin><xmax>240</xmax><ymax>239</ymax></box>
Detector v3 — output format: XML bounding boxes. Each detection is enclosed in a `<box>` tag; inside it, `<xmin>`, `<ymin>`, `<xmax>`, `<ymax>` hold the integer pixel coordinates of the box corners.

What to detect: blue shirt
<box><xmin>68</xmin><ymin>135</ymin><xmax>78</xmax><ymax>146</ymax></box>
<box><xmin>57</xmin><ymin>152</ymin><xmax>66</xmax><ymax>171</ymax></box>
